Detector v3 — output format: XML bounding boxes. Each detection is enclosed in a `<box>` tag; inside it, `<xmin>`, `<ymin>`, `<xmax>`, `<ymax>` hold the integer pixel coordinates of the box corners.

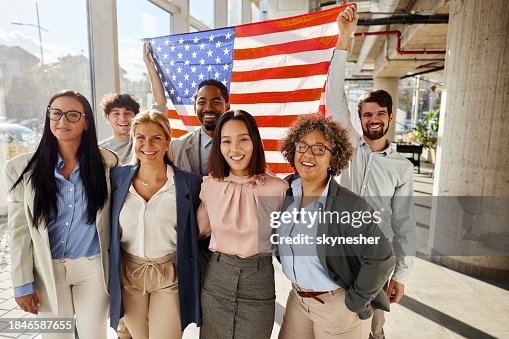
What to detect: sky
<box><xmin>0</xmin><ymin>0</ymin><xmax>214</xmax><ymax>81</ymax></box>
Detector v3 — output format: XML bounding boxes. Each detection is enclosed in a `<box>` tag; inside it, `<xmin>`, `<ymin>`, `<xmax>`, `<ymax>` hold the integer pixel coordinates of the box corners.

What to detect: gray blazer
<box><xmin>170</xmin><ymin>129</ymin><xmax>201</xmax><ymax>174</ymax></box>
<box><xmin>283</xmin><ymin>176</ymin><xmax>395</xmax><ymax>320</ymax></box>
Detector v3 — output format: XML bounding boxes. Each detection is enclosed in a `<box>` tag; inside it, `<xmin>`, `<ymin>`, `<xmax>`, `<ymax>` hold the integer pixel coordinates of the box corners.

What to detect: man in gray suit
<box><xmin>169</xmin><ymin>79</ymin><xmax>230</xmax><ymax>175</ymax></box>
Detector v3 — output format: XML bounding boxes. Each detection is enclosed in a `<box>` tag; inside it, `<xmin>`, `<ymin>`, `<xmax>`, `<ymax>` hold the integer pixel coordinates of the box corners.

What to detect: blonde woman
<box><xmin>108</xmin><ymin>110</ymin><xmax>202</xmax><ymax>338</ymax></box>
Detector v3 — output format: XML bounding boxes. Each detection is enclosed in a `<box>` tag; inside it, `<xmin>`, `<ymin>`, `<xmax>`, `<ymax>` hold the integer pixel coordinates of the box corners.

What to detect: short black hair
<box><xmin>208</xmin><ymin>110</ymin><xmax>266</xmax><ymax>179</ymax></box>
<box><xmin>193</xmin><ymin>79</ymin><xmax>229</xmax><ymax>103</ymax></box>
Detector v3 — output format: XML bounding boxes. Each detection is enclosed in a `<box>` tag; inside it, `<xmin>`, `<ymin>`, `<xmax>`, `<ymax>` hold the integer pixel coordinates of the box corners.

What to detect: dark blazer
<box><xmin>283</xmin><ymin>176</ymin><xmax>395</xmax><ymax>320</ymax></box>
<box><xmin>109</xmin><ymin>162</ymin><xmax>203</xmax><ymax>331</ymax></box>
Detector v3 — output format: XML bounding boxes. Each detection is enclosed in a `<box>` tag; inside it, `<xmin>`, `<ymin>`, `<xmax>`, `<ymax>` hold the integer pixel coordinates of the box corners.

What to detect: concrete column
<box><xmin>374</xmin><ymin>76</ymin><xmax>399</xmax><ymax>142</ymax></box>
<box><xmin>428</xmin><ymin>0</ymin><xmax>509</xmax><ymax>279</ymax></box>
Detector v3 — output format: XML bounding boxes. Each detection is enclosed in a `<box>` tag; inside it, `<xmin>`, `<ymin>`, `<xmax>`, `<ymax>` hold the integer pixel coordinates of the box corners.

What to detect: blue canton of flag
<box><xmin>146</xmin><ymin>28</ymin><xmax>236</xmax><ymax>106</ymax></box>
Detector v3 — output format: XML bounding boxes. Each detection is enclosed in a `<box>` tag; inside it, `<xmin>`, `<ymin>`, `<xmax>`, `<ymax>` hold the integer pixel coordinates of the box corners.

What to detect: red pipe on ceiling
<box><xmin>354</xmin><ymin>30</ymin><xmax>446</xmax><ymax>55</ymax></box>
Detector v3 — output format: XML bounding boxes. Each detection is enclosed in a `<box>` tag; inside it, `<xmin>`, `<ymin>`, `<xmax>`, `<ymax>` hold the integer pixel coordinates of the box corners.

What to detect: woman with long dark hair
<box><xmin>7</xmin><ymin>90</ymin><xmax>117</xmax><ymax>339</ymax></box>
<box><xmin>197</xmin><ymin>110</ymin><xmax>288</xmax><ymax>339</ymax></box>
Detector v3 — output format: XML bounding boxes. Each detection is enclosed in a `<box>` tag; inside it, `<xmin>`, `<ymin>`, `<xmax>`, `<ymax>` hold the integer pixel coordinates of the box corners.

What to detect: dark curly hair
<box><xmin>99</xmin><ymin>92</ymin><xmax>140</xmax><ymax>117</ymax></box>
<box><xmin>280</xmin><ymin>114</ymin><xmax>353</xmax><ymax>176</ymax></box>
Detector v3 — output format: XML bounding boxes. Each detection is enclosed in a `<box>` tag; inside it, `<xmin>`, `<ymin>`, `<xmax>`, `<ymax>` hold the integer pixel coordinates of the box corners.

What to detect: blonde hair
<box><xmin>130</xmin><ymin>109</ymin><xmax>171</xmax><ymax>165</ymax></box>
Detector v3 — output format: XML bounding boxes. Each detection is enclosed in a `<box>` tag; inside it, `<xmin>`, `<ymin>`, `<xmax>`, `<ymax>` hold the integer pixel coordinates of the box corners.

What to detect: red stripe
<box><xmin>173</xmin><ymin>113</ymin><xmax>321</xmax><ymax>128</ymax></box>
<box><xmin>233</xmin><ymin>36</ymin><xmax>337</xmax><ymax>61</ymax></box>
<box><xmin>234</xmin><ymin>5</ymin><xmax>347</xmax><ymax>38</ymax></box>
<box><xmin>178</xmin><ymin>115</ymin><xmax>201</xmax><ymax>126</ymax></box>
<box><xmin>267</xmin><ymin>162</ymin><xmax>293</xmax><ymax>174</ymax></box>
<box><xmin>231</xmin><ymin>62</ymin><xmax>330</xmax><ymax>82</ymax></box>
<box><xmin>167</xmin><ymin>109</ymin><xmax>179</xmax><ymax>119</ymax></box>
<box><xmin>230</xmin><ymin>88</ymin><xmax>323</xmax><ymax>104</ymax></box>
<box><xmin>171</xmin><ymin>129</ymin><xmax>189</xmax><ymax>138</ymax></box>
<box><xmin>262</xmin><ymin>139</ymin><xmax>282</xmax><ymax>152</ymax></box>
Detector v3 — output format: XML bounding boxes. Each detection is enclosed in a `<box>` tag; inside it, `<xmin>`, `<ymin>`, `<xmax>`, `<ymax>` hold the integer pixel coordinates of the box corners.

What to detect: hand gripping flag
<box><xmin>145</xmin><ymin>5</ymin><xmax>347</xmax><ymax>173</ymax></box>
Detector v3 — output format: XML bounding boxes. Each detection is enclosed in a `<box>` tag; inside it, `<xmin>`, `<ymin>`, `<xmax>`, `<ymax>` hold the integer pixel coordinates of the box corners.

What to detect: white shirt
<box><xmin>119</xmin><ymin>165</ymin><xmax>177</xmax><ymax>258</ymax></box>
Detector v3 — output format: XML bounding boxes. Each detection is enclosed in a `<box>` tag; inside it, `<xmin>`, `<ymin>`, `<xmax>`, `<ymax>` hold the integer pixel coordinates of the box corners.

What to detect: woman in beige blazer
<box><xmin>6</xmin><ymin>90</ymin><xmax>117</xmax><ymax>339</ymax></box>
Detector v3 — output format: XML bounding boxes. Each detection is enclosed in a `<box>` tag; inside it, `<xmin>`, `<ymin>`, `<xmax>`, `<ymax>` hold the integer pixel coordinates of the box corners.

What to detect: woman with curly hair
<box><xmin>196</xmin><ymin>110</ymin><xmax>288</xmax><ymax>339</ymax></box>
<box><xmin>277</xmin><ymin>114</ymin><xmax>395</xmax><ymax>339</ymax></box>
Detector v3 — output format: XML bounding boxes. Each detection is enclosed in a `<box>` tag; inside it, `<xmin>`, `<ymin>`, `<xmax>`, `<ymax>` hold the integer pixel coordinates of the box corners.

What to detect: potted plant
<box><xmin>412</xmin><ymin>109</ymin><xmax>439</xmax><ymax>163</ymax></box>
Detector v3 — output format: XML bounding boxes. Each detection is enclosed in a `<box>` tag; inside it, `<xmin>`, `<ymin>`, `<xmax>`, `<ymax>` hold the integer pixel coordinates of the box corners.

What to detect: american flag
<box><xmin>145</xmin><ymin>5</ymin><xmax>347</xmax><ymax>173</ymax></box>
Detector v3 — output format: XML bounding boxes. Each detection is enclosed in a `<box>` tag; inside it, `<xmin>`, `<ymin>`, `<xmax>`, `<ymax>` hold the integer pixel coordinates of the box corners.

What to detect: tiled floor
<box><xmin>1</xmin><ymin>163</ymin><xmax>508</xmax><ymax>338</ymax></box>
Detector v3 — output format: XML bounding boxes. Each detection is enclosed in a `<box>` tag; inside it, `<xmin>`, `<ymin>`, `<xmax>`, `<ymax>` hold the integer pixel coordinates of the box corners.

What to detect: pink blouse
<box><xmin>197</xmin><ymin>173</ymin><xmax>288</xmax><ymax>258</ymax></box>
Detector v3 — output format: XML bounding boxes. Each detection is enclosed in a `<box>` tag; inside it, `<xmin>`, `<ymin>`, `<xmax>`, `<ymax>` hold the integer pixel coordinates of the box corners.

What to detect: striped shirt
<box><xmin>14</xmin><ymin>154</ymin><xmax>100</xmax><ymax>297</ymax></box>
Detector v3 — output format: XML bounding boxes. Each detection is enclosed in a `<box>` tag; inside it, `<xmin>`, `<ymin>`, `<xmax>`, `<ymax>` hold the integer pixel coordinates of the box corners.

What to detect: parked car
<box><xmin>0</xmin><ymin>123</ymin><xmax>38</xmax><ymax>159</ymax></box>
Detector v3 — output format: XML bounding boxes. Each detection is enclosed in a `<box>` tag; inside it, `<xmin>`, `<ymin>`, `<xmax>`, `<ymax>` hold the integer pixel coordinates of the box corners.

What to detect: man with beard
<box><xmin>326</xmin><ymin>5</ymin><xmax>416</xmax><ymax>339</ymax></box>
<box><xmin>169</xmin><ymin>79</ymin><xmax>230</xmax><ymax>174</ymax></box>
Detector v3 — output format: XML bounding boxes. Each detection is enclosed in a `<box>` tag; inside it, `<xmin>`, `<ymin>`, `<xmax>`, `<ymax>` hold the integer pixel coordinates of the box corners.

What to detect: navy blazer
<box><xmin>108</xmin><ymin>162</ymin><xmax>203</xmax><ymax>331</ymax></box>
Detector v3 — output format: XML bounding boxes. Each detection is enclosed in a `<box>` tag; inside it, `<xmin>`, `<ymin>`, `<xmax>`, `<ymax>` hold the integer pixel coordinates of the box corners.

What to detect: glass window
<box><xmin>116</xmin><ymin>0</ymin><xmax>172</xmax><ymax>109</ymax></box>
<box><xmin>190</xmin><ymin>0</ymin><xmax>215</xmax><ymax>28</ymax></box>
<box><xmin>0</xmin><ymin>0</ymin><xmax>91</xmax><ymax>211</ymax></box>
<box><xmin>228</xmin><ymin>0</ymin><xmax>242</xmax><ymax>26</ymax></box>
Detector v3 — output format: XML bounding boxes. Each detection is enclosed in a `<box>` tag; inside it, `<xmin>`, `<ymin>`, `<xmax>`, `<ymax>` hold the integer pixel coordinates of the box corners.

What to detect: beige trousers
<box><xmin>38</xmin><ymin>254</ymin><xmax>108</xmax><ymax>339</ymax></box>
<box><xmin>121</xmin><ymin>251</ymin><xmax>181</xmax><ymax>339</ymax></box>
<box><xmin>369</xmin><ymin>309</ymin><xmax>385</xmax><ymax>339</ymax></box>
<box><xmin>279</xmin><ymin>286</ymin><xmax>371</xmax><ymax>339</ymax></box>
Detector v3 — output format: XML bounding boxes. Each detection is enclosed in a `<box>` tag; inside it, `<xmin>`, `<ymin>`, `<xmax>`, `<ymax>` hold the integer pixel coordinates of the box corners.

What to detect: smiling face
<box><xmin>294</xmin><ymin>129</ymin><xmax>332</xmax><ymax>185</ymax></box>
<box><xmin>107</xmin><ymin>107</ymin><xmax>136</xmax><ymax>138</ymax></box>
<box><xmin>360</xmin><ymin>102</ymin><xmax>392</xmax><ymax>141</ymax></box>
<box><xmin>220</xmin><ymin>119</ymin><xmax>253</xmax><ymax>176</ymax></box>
<box><xmin>133</xmin><ymin>122</ymin><xmax>170</xmax><ymax>164</ymax></box>
<box><xmin>194</xmin><ymin>85</ymin><xmax>230</xmax><ymax>134</ymax></box>
<box><xmin>49</xmin><ymin>96</ymin><xmax>87</xmax><ymax>146</ymax></box>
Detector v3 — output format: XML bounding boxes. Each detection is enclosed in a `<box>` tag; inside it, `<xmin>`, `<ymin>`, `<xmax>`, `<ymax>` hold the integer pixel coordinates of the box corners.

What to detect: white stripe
<box><xmin>234</xmin><ymin>23</ymin><xmax>338</xmax><ymax>49</ymax></box>
<box><xmin>264</xmin><ymin>151</ymin><xmax>288</xmax><ymax>163</ymax></box>
<box><xmin>230</xmin><ymin>75</ymin><xmax>326</xmax><ymax>94</ymax></box>
<box><xmin>232</xmin><ymin>48</ymin><xmax>335</xmax><ymax>71</ymax></box>
<box><xmin>173</xmin><ymin>104</ymin><xmax>197</xmax><ymax>116</ymax></box>
<box><xmin>229</xmin><ymin>101</ymin><xmax>321</xmax><ymax>116</ymax></box>
<box><xmin>258</xmin><ymin>127</ymin><xmax>291</xmax><ymax>140</ymax></box>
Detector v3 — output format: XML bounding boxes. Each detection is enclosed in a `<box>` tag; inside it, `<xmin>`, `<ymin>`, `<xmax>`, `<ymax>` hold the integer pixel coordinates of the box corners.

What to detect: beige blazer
<box><xmin>6</xmin><ymin>148</ymin><xmax>117</xmax><ymax>315</ymax></box>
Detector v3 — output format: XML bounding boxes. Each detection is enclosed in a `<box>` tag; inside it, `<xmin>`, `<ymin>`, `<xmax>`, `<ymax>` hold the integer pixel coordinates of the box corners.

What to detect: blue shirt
<box><xmin>278</xmin><ymin>176</ymin><xmax>342</xmax><ymax>291</ymax></box>
<box><xmin>14</xmin><ymin>155</ymin><xmax>101</xmax><ymax>297</ymax></box>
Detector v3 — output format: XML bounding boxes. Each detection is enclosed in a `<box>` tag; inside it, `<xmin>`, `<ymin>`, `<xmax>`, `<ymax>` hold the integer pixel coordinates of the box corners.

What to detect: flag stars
<box><xmin>199</xmin><ymin>58</ymin><xmax>206</xmax><ymax>65</ymax></box>
<box><xmin>222</xmin><ymin>79</ymin><xmax>228</xmax><ymax>86</ymax></box>
<box><xmin>164</xmin><ymin>39</ymin><xmax>170</xmax><ymax>46</ymax></box>
<box><xmin>215</xmin><ymin>56</ymin><xmax>221</xmax><ymax>64</ymax></box>
<box><xmin>163</xmin><ymin>81</ymin><xmax>169</xmax><ymax>86</ymax></box>
<box><xmin>207</xmin><ymin>50</ymin><xmax>213</xmax><ymax>57</ymax></box>
<box><xmin>157</xmin><ymin>46</ymin><xmax>162</xmax><ymax>52</ymax></box>
<box><xmin>184</xmin><ymin>88</ymin><xmax>190</xmax><ymax>96</ymax></box>
<box><xmin>163</xmin><ymin>53</ymin><xmax>169</xmax><ymax>59</ymax></box>
<box><xmin>184</xmin><ymin>59</ymin><xmax>190</xmax><ymax>66</ymax></box>
<box><xmin>177</xmin><ymin>66</ymin><xmax>182</xmax><ymax>73</ymax></box>
<box><xmin>177</xmin><ymin>52</ymin><xmax>183</xmax><ymax>59</ymax></box>
<box><xmin>176</xmin><ymin>96</ymin><xmax>181</xmax><ymax>102</ymax></box>
<box><xmin>171</xmin><ymin>74</ymin><xmax>177</xmax><ymax>81</ymax></box>
<box><xmin>178</xmin><ymin>81</ymin><xmax>183</xmax><ymax>88</ymax></box>
<box><xmin>190</xmin><ymin>66</ymin><xmax>197</xmax><ymax>73</ymax></box>
<box><xmin>170</xmin><ymin>45</ymin><xmax>176</xmax><ymax>52</ymax></box>
<box><xmin>208</xmin><ymin>34</ymin><xmax>215</xmax><ymax>42</ymax></box>
<box><xmin>184</xmin><ymin>44</ymin><xmax>190</xmax><ymax>51</ymax></box>
<box><xmin>178</xmin><ymin>37</ymin><xmax>184</xmax><ymax>44</ymax></box>
<box><xmin>223</xmin><ymin>64</ymin><xmax>229</xmax><ymax>70</ymax></box>
<box><xmin>170</xmin><ymin>59</ymin><xmax>175</xmax><ymax>66</ymax></box>
<box><xmin>191</xmin><ymin>81</ymin><xmax>197</xmax><ymax>88</ymax></box>
<box><xmin>225</xmin><ymin>32</ymin><xmax>232</xmax><ymax>39</ymax></box>
<box><xmin>199</xmin><ymin>43</ymin><xmax>206</xmax><ymax>50</ymax></box>
<box><xmin>150</xmin><ymin>39</ymin><xmax>156</xmax><ymax>45</ymax></box>
<box><xmin>214</xmin><ymin>71</ymin><xmax>220</xmax><ymax>79</ymax></box>
<box><xmin>193</xmin><ymin>36</ymin><xmax>199</xmax><ymax>43</ymax></box>
<box><xmin>169</xmin><ymin>88</ymin><xmax>175</xmax><ymax>95</ymax></box>
<box><xmin>215</xmin><ymin>41</ymin><xmax>222</xmax><ymax>48</ymax></box>
<box><xmin>206</xmin><ymin>65</ymin><xmax>213</xmax><ymax>72</ymax></box>
<box><xmin>191</xmin><ymin>51</ymin><xmax>197</xmax><ymax>58</ymax></box>
<box><xmin>198</xmin><ymin>73</ymin><xmax>205</xmax><ymax>80</ymax></box>
<box><xmin>165</xmin><ymin>68</ymin><xmax>170</xmax><ymax>74</ymax></box>
<box><xmin>223</xmin><ymin>47</ymin><xmax>229</xmax><ymax>55</ymax></box>
<box><xmin>184</xmin><ymin>74</ymin><xmax>190</xmax><ymax>80</ymax></box>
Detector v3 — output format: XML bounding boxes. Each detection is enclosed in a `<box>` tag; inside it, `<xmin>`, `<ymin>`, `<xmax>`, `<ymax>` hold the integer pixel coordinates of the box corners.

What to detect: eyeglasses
<box><xmin>47</xmin><ymin>108</ymin><xmax>86</xmax><ymax>123</ymax></box>
<box><xmin>295</xmin><ymin>141</ymin><xmax>332</xmax><ymax>156</ymax></box>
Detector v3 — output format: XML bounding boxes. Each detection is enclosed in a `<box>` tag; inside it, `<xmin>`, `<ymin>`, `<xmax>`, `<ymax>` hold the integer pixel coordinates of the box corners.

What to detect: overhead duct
<box><xmin>353</xmin><ymin>0</ymin><xmax>400</xmax><ymax>75</ymax></box>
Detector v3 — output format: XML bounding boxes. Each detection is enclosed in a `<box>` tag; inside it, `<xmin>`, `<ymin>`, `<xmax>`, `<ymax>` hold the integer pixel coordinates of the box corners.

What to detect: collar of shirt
<box><xmin>290</xmin><ymin>175</ymin><xmax>332</xmax><ymax>209</ymax></box>
<box><xmin>55</xmin><ymin>153</ymin><xmax>80</xmax><ymax>180</ymax></box>
<box><xmin>358</xmin><ymin>137</ymin><xmax>393</xmax><ymax>156</ymax></box>
<box><xmin>129</xmin><ymin>164</ymin><xmax>175</xmax><ymax>197</ymax></box>
<box><xmin>200</xmin><ymin>127</ymin><xmax>213</xmax><ymax>149</ymax></box>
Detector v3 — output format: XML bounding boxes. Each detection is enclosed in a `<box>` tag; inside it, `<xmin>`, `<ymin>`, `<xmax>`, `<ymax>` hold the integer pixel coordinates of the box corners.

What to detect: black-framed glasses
<box><xmin>47</xmin><ymin>108</ymin><xmax>86</xmax><ymax>123</ymax></box>
<box><xmin>295</xmin><ymin>141</ymin><xmax>332</xmax><ymax>156</ymax></box>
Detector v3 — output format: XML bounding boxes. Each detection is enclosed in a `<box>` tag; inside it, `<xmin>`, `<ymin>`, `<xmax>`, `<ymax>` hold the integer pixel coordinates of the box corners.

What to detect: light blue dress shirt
<box><xmin>14</xmin><ymin>154</ymin><xmax>100</xmax><ymax>297</ymax></box>
<box><xmin>278</xmin><ymin>176</ymin><xmax>342</xmax><ymax>291</ymax></box>
<box><xmin>199</xmin><ymin>128</ymin><xmax>213</xmax><ymax>175</ymax></box>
